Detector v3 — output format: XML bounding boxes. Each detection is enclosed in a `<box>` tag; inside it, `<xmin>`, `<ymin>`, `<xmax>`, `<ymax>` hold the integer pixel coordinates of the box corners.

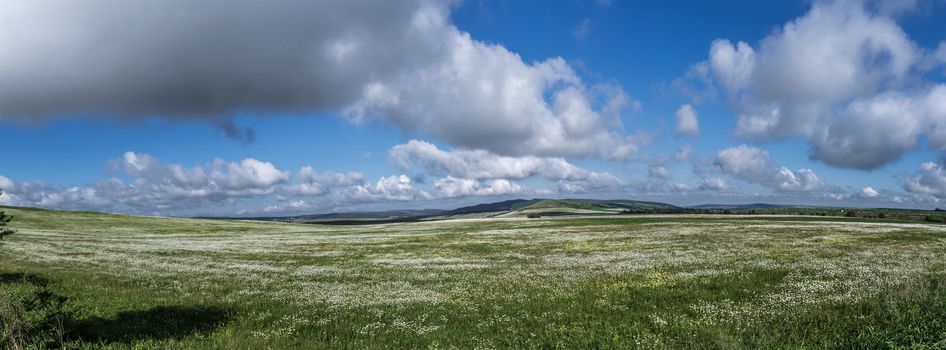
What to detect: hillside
<box><xmin>447</xmin><ymin>199</ymin><xmax>539</xmax><ymax>214</ymax></box>
<box><xmin>446</xmin><ymin>198</ymin><xmax>681</xmax><ymax>218</ymax></box>
<box><xmin>690</xmin><ymin>203</ymin><xmax>809</xmax><ymax>210</ymax></box>
<box><xmin>3</xmin><ymin>204</ymin><xmax>946</xmax><ymax>348</ymax></box>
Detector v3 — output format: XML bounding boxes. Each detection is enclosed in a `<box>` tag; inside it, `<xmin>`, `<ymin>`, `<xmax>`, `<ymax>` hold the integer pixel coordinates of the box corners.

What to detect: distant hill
<box><xmin>236</xmin><ymin>198</ymin><xmax>682</xmax><ymax>223</ymax></box>
<box><xmin>448</xmin><ymin>199</ymin><xmax>540</xmax><ymax>214</ymax></box>
<box><xmin>292</xmin><ymin>209</ymin><xmax>446</xmax><ymax>221</ymax></box>
<box><xmin>216</xmin><ymin>208</ymin><xmax>445</xmax><ymax>223</ymax></box>
<box><xmin>690</xmin><ymin>203</ymin><xmax>810</xmax><ymax>210</ymax></box>
<box><xmin>447</xmin><ymin>198</ymin><xmax>680</xmax><ymax>217</ymax></box>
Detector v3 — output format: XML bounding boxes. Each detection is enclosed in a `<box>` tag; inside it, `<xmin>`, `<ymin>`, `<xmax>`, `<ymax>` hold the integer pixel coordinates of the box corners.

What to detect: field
<box><xmin>2</xmin><ymin>207</ymin><xmax>946</xmax><ymax>349</ymax></box>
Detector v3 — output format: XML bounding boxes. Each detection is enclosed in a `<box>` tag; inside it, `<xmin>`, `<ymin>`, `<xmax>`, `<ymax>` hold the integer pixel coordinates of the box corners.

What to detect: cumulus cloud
<box><xmin>904</xmin><ymin>161</ymin><xmax>946</xmax><ymax>198</ymax></box>
<box><xmin>558</xmin><ymin>173</ymin><xmax>625</xmax><ymax>194</ymax></box>
<box><xmin>0</xmin><ymin>141</ymin><xmax>632</xmax><ymax>215</ymax></box>
<box><xmin>2</xmin><ymin>152</ymin><xmax>459</xmax><ymax>215</ymax></box>
<box><xmin>351</xmin><ymin>34</ymin><xmax>640</xmax><ymax>159</ymax></box>
<box><xmin>345</xmin><ymin>175</ymin><xmax>425</xmax><ymax>202</ymax></box>
<box><xmin>1</xmin><ymin>152</ymin><xmax>292</xmax><ymax>213</ymax></box>
<box><xmin>674</xmin><ymin>104</ymin><xmax>700</xmax><ymax>136</ymax></box>
<box><xmin>700</xmin><ymin>177</ymin><xmax>729</xmax><ymax>191</ymax></box>
<box><xmin>119</xmin><ymin>152</ymin><xmax>290</xmax><ymax>197</ymax></box>
<box><xmin>861</xmin><ymin>186</ymin><xmax>879</xmax><ymax>198</ymax></box>
<box><xmin>694</xmin><ymin>0</ymin><xmax>946</xmax><ymax>169</ymax></box>
<box><xmin>1</xmin><ymin>0</ymin><xmax>640</xmax><ymax>157</ymax></box>
<box><xmin>431</xmin><ymin>177</ymin><xmax>525</xmax><ymax>198</ymax></box>
<box><xmin>672</xmin><ymin>183</ymin><xmax>691</xmax><ymax>192</ymax></box>
<box><xmin>714</xmin><ymin>145</ymin><xmax>825</xmax><ymax>192</ymax></box>
<box><xmin>0</xmin><ymin>177</ymin><xmax>113</xmax><ymax>210</ymax></box>
<box><xmin>649</xmin><ymin>164</ymin><xmax>672</xmax><ymax>179</ymax></box>
<box><xmin>263</xmin><ymin>199</ymin><xmax>310</xmax><ymax>213</ymax></box>
<box><xmin>389</xmin><ymin>140</ymin><xmax>624</xmax><ymax>192</ymax></box>
<box><xmin>290</xmin><ymin>166</ymin><xmax>364</xmax><ymax>196</ymax></box>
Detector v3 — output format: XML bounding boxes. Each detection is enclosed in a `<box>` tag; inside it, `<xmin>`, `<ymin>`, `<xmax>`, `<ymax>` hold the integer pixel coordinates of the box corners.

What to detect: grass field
<box><xmin>2</xmin><ymin>206</ymin><xmax>946</xmax><ymax>348</ymax></box>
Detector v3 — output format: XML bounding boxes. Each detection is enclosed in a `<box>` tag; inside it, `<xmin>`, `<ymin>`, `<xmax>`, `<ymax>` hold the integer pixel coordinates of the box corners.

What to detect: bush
<box><xmin>0</xmin><ymin>189</ymin><xmax>14</xmax><ymax>240</ymax></box>
<box><xmin>0</xmin><ymin>274</ymin><xmax>67</xmax><ymax>349</ymax></box>
<box><xmin>845</xmin><ymin>210</ymin><xmax>858</xmax><ymax>217</ymax></box>
<box><xmin>526</xmin><ymin>213</ymin><xmax>542</xmax><ymax>219</ymax></box>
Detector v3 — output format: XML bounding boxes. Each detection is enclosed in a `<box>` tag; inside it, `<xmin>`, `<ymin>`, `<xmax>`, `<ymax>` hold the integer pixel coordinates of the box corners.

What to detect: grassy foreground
<box><xmin>1</xmin><ymin>207</ymin><xmax>946</xmax><ymax>348</ymax></box>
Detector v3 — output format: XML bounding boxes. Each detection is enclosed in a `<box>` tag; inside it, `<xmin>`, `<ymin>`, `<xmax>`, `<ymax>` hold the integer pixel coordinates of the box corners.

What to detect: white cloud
<box><xmin>1</xmin><ymin>152</ymin><xmax>295</xmax><ymax>213</ymax></box>
<box><xmin>291</xmin><ymin>166</ymin><xmax>364</xmax><ymax>196</ymax></box>
<box><xmin>345</xmin><ymin>175</ymin><xmax>424</xmax><ymax>202</ymax></box>
<box><xmin>904</xmin><ymin>161</ymin><xmax>946</xmax><ymax>198</ymax></box>
<box><xmin>696</xmin><ymin>0</ymin><xmax>946</xmax><ymax>169</ymax></box>
<box><xmin>0</xmin><ymin>177</ymin><xmax>121</xmax><ymax>211</ymax></box>
<box><xmin>672</xmin><ymin>183</ymin><xmax>691</xmax><ymax>192</ymax></box>
<box><xmin>714</xmin><ymin>145</ymin><xmax>824</xmax><ymax>192</ymax></box>
<box><xmin>0</xmin><ymin>176</ymin><xmax>14</xmax><ymax>194</ymax></box>
<box><xmin>431</xmin><ymin>177</ymin><xmax>525</xmax><ymax>198</ymax></box>
<box><xmin>1</xmin><ymin>142</ymin><xmax>631</xmax><ymax>215</ymax></box>
<box><xmin>119</xmin><ymin>152</ymin><xmax>290</xmax><ymax>197</ymax></box>
<box><xmin>350</xmin><ymin>29</ymin><xmax>640</xmax><ymax>160</ymax></box>
<box><xmin>649</xmin><ymin>164</ymin><xmax>672</xmax><ymax>179</ymax></box>
<box><xmin>861</xmin><ymin>186</ymin><xmax>879</xmax><ymax>198</ymax></box>
<box><xmin>389</xmin><ymin>140</ymin><xmax>623</xmax><ymax>192</ymax></box>
<box><xmin>674</xmin><ymin>104</ymin><xmax>700</xmax><ymax>136</ymax></box>
<box><xmin>209</xmin><ymin>158</ymin><xmax>291</xmax><ymax>192</ymax></box>
<box><xmin>700</xmin><ymin>177</ymin><xmax>729</xmax><ymax>191</ymax></box>
<box><xmin>558</xmin><ymin>172</ymin><xmax>625</xmax><ymax>193</ymax></box>
<box><xmin>708</xmin><ymin>39</ymin><xmax>756</xmax><ymax>94</ymax></box>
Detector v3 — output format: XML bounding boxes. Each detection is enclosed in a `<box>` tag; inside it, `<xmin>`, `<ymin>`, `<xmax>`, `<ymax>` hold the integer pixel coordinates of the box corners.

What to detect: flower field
<box><xmin>2</xmin><ymin>207</ymin><xmax>945</xmax><ymax>348</ymax></box>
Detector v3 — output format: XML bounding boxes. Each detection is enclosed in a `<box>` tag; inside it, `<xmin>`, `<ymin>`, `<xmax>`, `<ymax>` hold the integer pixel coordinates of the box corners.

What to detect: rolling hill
<box><xmin>448</xmin><ymin>198</ymin><xmax>681</xmax><ymax>218</ymax></box>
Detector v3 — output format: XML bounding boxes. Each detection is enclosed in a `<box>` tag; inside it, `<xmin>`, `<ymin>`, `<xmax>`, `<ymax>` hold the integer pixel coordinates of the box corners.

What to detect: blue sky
<box><xmin>1</xmin><ymin>0</ymin><xmax>946</xmax><ymax>216</ymax></box>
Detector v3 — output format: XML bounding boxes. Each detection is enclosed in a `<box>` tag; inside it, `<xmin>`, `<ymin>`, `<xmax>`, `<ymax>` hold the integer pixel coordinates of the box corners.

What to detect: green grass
<box><xmin>1</xmin><ymin>207</ymin><xmax>946</xmax><ymax>348</ymax></box>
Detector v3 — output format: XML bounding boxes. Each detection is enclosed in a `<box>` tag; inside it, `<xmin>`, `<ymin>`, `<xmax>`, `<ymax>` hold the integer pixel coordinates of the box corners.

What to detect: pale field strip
<box><xmin>5</xmin><ymin>216</ymin><xmax>946</xmax><ymax>336</ymax></box>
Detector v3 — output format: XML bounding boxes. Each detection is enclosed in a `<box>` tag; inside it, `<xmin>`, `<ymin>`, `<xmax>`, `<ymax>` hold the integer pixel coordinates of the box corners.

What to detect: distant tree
<box><xmin>0</xmin><ymin>189</ymin><xmax>14</xmax><ymax>240</ymax></box>
<box><xmin>878</xmin><ymin>213</ymin><xmax>886</xmax><ymax>219</ymax></box>
<box><xmin>845</xmin><ymin>210</ymin><xmax>858</xmax><ymax>218</ymax></box>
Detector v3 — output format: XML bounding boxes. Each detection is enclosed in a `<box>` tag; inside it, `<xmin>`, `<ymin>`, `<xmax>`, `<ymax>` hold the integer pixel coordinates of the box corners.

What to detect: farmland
<box><xmin>2</xmin><ymin>206</ymin><xmax>946</xmax><ymax>348</ymax></box>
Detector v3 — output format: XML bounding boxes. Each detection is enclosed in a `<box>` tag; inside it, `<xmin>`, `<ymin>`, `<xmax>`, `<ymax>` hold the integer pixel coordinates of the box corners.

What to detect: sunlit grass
<box><xmin>1</xmin><ymin>207</ymin><xmax>945</xmax><ymax>348</ymax></box>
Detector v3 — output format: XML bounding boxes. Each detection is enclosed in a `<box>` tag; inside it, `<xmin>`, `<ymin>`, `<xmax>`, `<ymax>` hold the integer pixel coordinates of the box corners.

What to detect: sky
<box><xmin>2</xmin><ymin>0</ymin><xmax>946</xmax><ymax>216</ymax></box>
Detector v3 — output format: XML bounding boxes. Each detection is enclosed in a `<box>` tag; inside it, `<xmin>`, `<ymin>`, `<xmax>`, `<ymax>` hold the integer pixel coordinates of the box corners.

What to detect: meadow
<box><xmin>1</xmin><ymin>206</ymin><xmax>946</xmax><ymax>349</ymax></box>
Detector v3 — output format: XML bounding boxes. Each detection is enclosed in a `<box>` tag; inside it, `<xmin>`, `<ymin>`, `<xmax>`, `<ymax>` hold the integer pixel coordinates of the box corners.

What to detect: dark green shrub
<box><xmin>0</xmin><ymin>189</ymin><xmax>14</xmax><ymax>240</ymax></box>
<box><xmin>0</xmin><ymin>274</ymin><xmax>67</xmax><ymax>349</ymax></box>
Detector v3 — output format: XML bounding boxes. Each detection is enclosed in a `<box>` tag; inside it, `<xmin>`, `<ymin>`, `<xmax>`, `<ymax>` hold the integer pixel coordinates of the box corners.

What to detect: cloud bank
<box><xmin>389</xmin><ymin>140</ymin><xmax>624</xmax><ymax>194</ymax></box>
<box><xmin>696</xmin><ymin>0</ymin><xmax>946</xmax><ymax>169</ymax></box>
<box><xmin>714</xmin><ymin>145</ymin><xmax>825</xmax><ymax>192</ymax></box>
